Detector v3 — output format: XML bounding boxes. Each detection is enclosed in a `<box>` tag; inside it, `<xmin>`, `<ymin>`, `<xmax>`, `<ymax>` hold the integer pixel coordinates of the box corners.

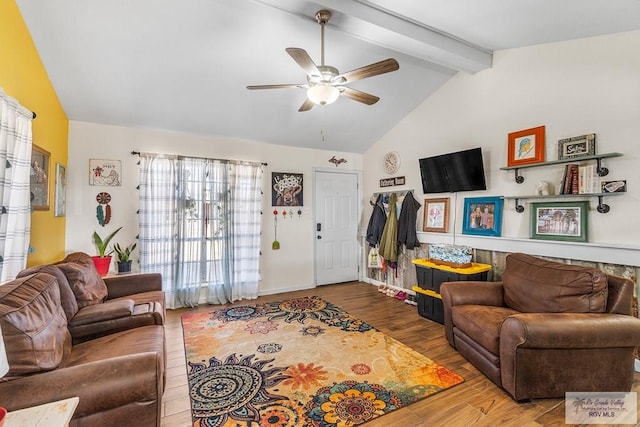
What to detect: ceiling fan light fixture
<box><xmin>307</xmin><ymin>84</ymin><xmax>340</xmax><ymax>105</ymax></box>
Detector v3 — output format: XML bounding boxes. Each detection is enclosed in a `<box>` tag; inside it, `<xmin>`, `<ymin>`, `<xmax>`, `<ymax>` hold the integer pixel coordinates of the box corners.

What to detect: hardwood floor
<box><xmin>160</xmin><ymin>282</ymin><xmax>640</xmax><ymax>427</ymax></box>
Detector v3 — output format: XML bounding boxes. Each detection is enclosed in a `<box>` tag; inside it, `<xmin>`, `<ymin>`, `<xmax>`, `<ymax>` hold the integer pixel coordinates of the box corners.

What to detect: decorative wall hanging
<box><xmin>272</xmin><ymin>210</ymin><xmax>280</xmax><ymax>250</ymax></box>
<box><xmin>54</xmin><ymin>163</ymin><xmax>67</xmax><ymax>217</ymax></box>
<box><xmin>30</xmin><ymin>144</ymin><xmax>50</xmax><ymax>210</ymax></box>
<box><xmin>328</xmin><ymin>156</ymin><xmax>347</xmax><ymax>167</ymax></box>
<box><xmin>89</xmin><ymin>159</ymin><xmax>122</xmax><ymax>186</ymax></box>
<box><xmin>272</xmin><ymin>172</ymin><xmax>303</xmax><ymax>206</ymax></box>
<box><xmin>96</xmin><ymin>192</ymin><xmax>112</xmax><ymax>226</ymax></box>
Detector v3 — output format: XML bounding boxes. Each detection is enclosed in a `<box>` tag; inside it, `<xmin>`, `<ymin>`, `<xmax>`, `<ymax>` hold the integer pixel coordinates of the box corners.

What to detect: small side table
<box><xmin>6</xmin><ymin>397</ymin><xmax>79</xmax><ymax>427</ymax></box>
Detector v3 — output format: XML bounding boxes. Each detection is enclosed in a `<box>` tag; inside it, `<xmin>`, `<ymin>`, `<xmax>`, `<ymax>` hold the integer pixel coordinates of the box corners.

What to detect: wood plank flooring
<box><xmin>160</xmin><ymin>282</ymin><xmax>640</xmax><ymax>426</ymax></box>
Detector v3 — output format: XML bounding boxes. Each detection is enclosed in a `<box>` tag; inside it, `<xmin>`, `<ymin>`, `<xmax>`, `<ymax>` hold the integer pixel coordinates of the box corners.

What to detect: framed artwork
<box><xmin>507</xmin><ymin>125</ymin><xmax>545</xmax><ymax>167</ymax></box>
<box><xmin>272</xmin><ymin>172</ymin><xmax>303</xmax><ymax>206</ymax></box>
<box><xmin>54</xmin><ymin>163</ymin><xmax>67</xmax><ymax>217</ymax></box>
<box><xmin>462</xmin><ymin>196</ymin><xmax>504</xmax><ymax>237</ymax></box>
<box><xmin>558</xmin><ymin>133</ymin><xmax>596</xmax><ymax>160</ymax></box>
<box><xmin>30</xmin><ymin>144</ymin><xmax>50</xmax><ymax>210</ymax></box>
<box><xmin>89</xmin><ymin>159</ymin><xmax>121</xmax><ymax>186</ymax></box>
<box><xmin>423</xmin><ymin>197</ymin><xmax>449</xmax><ymax>233</ymax></box>
<box><xmin>530</xmin><ymin>201</ymin><xmax>588</xmax><ymax>242</ymax></box>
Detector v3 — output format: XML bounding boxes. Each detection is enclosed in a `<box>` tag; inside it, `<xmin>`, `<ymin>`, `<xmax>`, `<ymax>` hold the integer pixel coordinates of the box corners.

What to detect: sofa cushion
<box><xmin>503</xmin><ymin>253</ymin><xmax>608</xmax><ymax>313</ymax></box>
<box><xmin>451</xmin><ymin>305</ymin><xmax>520</xmax><ymax>355</ymax></box>
<box><xmin>0</xmin><ymin>273</ymin><xmax>70</xmax><ymax>377</ymax></box>
<box><xmin>56</xmin><ymin>252</ymin><xmax>108</xmax><ymax>308</ymax></box>
<box><xmin>17</xmin><ymin>264</ymin><xmax>79</xmax><ymax>321</ymax></box>
<box><xmin>64</xmin><ymin>325</ymin><xmax>165</xmax><ymax>374</ymax></box>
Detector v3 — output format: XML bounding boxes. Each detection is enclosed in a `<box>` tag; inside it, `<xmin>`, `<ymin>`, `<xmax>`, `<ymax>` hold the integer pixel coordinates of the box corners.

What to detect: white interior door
<box><xmin>314</xmin><ymin>169</ymin><xmax>359</xmax><ymax>285</ymax></box>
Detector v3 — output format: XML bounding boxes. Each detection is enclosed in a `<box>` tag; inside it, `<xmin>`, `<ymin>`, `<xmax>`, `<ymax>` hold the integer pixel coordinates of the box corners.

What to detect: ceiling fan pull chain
<box><xmin>320</xmin><ymin>106</ymin><xmax>326</xmax><ymax>142</ymax></box>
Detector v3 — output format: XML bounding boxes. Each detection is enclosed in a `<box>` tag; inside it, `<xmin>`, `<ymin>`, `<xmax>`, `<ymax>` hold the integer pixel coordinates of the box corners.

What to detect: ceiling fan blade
<box><xmin>246</xmin><ymin>84</ymin><xmax>304</xmax><ymax>90</ymax></box>
<box><xmin>337</xmin><ymin>58</ymin><xmax>399</xmax><ymax>84</ymax></box>
<box><xmin>340</xmin><ymin>87</ymin><xmax>380</xmax><ymax>105</ymax></box>
<box><xmin>286</xmin><ymin>48</ymin><xmax>321</xmax><ymax>78</ymax></box>
<box><xmin>298</xmin><ymin>98</ymin><xmax>315</xmax><ymax>112</ymax></box>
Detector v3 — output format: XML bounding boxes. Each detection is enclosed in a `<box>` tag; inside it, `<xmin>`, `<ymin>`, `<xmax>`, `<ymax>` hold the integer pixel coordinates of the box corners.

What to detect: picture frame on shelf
<box><xmin>30</xmin><ymin>144</ymin><xmax>50</xmax><ymax>210</ymax></box>
<box><xmin>54</xmin><ymin>163</ymin><xmax>67</xmax><ymax>217</ymax></box>
<box><xmin>423</xmin><ymin>197</ymin><xmax>449</xmax><ymax>233</ymax></box>
<box><xmin>462</xmin><ymin>196</ymin><xmax>504</xmax><ymax>237</ymax></box>
<box><xmin>558</xmin><ymin>133</ymin><xmax>596</xmax><ymax>160</ymax></box>
<box><xmin>601</xmin><ymin>180</ymin><xmax>627</xmax><ymax>193</ymax></box>
<box><xmin>530</xmin><ymin>201</ymin><xmax>588</xmax><ymax>242</ymax></box>
<box><xmin>507</xmin><ymin>125</ymin><xmax>545</xmax><ymax>167</ymax></box>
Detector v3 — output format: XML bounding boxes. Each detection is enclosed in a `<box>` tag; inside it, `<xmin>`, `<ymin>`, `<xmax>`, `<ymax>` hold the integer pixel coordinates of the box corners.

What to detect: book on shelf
<box><xmin>577</xmin><ymin>164</ymin><xmax>601</xmax><ymax>194</ymax></box>
<box><xmin>570</xmin><ymin>165</ymin><xmax>579</xmax><ymax>194</ymax></box>
<box><xmin>560</xmin><ymin>163</ymin><xmax>605</xmax><ymax>195</ymax></box>
<box><xmin>561</xmin><ymin>164</ymin><xmax>579</xmax><ymax>194</ymax></box>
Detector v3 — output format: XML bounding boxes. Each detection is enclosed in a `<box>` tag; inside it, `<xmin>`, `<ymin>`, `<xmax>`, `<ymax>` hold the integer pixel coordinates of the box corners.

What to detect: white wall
<box><xmin>363</xmin><ymin>30</ymin><xmax>640</xmax><ymax>262</ymax></box>
<box><xmin>66</xmin><ymin>121</ymin><xmax>362</xmax><ymax>294</ymax></box>
<box><xmin>66</xmin><ymin>30</ymin><xmax>640</xmax><ymax>295</ymax></box>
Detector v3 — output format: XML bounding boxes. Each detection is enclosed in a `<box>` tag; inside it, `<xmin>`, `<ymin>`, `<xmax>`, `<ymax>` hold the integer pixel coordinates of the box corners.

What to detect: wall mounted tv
<box><xmin>419</xmin><ymin>147</ymin><xmax>487</xmax><ymax>193</ymax></box>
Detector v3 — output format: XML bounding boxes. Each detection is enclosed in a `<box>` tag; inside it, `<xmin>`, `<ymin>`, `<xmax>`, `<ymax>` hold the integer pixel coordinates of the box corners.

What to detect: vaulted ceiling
<box><xmin>16</xmin><ymin>0</ymin><xmax>640</xmax><ymax>153</ymax></box>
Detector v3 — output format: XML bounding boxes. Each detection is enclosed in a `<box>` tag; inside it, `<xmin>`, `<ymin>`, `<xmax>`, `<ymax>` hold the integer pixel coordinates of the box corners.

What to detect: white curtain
<box><xmin>138</xmin><ymin>153</ymin><xmax>263</xmax><ymax>308</ymax></box>
<box><xmin>138</xmin><ymin>155</ymin><xmax>179</xmax><ymax>307</ymax></box>
<box><xmin>0</xmin><ymin>89</ymin><xmax>33</xmax><ymax>283</ymax></box>
<box><xmin>223</xmin><ymin>161</ymin><xmax>262</xmax><ymax>302</ymax></box>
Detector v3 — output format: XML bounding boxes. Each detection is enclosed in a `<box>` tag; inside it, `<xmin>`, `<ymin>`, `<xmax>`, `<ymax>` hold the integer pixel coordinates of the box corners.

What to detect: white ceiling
<box><xmin>16</xmin><ymin>0</ymin><xmax>640</xmax><ymax>153</ymax></box>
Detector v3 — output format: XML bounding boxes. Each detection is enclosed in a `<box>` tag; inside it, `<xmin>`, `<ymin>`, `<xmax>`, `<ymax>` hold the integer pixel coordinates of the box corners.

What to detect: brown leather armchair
<box><xmin>441</xmin><ymin>252</ymin><xmax>640</xmax><ymax>401</ymax></box>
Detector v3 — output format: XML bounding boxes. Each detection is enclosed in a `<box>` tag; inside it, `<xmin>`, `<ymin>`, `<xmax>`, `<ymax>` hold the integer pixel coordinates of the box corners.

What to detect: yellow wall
<box><xmin>0</xmin><ymin>0</ymin><xmax>69</xmax><ymax>265</ymax></box>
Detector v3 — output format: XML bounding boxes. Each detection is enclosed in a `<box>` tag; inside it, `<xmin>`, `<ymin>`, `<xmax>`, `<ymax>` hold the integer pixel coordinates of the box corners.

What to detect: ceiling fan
<box><xmin>247</xmin><ymin>9</ymin><xmax>399</xmax><ymax>112</ymax></box>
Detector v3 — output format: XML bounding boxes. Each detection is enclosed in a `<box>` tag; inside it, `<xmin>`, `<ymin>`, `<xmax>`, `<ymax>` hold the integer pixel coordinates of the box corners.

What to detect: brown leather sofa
<box><xmin>0</xmin><ymin>253</ymin><xmax>166</xmax><ymax>426</ymax></box>
<box><xmin>441</xmin><ymin>252</ymin><xmax>640</xmax><ymax>401</ymax></box>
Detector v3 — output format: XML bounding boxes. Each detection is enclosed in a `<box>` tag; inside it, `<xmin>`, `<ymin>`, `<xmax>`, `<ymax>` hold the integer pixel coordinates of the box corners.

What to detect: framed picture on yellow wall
<box><xmin>30</xmin><ymin>144</ymin><xmax>50</xmax><ymax>210</ymax></box>
<box><xmin>54</xmin><ymin>163</ymin><xmax>67</xmax><ymax>217</ymax></box>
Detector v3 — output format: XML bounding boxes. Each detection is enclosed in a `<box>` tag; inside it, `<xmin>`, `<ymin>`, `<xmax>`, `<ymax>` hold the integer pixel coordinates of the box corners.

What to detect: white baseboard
<box><xmin>259</xmin><ymin>283</ymin><xmax>316</xmax><ymax>296</ymax></box>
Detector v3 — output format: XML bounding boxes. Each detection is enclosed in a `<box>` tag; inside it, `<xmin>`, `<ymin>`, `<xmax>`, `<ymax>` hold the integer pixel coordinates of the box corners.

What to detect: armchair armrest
<box><xmin>441</xmin><ymin>281</ymin><xmax>505</xmax><ymax>307</ymax></box>
<box><xmin>441</xmin><ymin>281</ymin><xmax>505</xmax><ymax>347</ymax></box>
<box><xmin>104</xmin><ymin>273</ymin><xmax>162</xmax><ymax>299</ymax></box>
<box><xmin>0</xmin><ymin>353</ymin><xmax>162</xmax><ymax>418</ymax></box>
<box><xmin>501</xmin><ymin>313</ymin><xmax>640</xmax><ymax>350</ymax></box>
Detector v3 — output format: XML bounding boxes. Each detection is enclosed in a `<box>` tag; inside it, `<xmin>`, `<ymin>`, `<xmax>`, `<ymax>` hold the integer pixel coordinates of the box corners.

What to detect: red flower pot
<box><xmin>91</xmin><ymin>256</ymin><xmax>112</xmax><ymax>277</ymax></box>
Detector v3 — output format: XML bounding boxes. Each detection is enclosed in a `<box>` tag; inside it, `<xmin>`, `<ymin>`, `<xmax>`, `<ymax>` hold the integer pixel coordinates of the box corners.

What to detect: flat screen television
<box><xmin>419</xmin><ymin>147</ymin><xmax>487</xmax><ymax>193</ymax></box>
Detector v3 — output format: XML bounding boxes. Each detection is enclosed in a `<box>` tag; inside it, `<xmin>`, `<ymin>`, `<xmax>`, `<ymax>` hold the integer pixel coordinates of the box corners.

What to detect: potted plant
<box><xmin>91</xmin><ymin>227</ymin><xmax>122</xmax><ymax>276</ymax></box>
<box><xmin>113</xmin><ymin>241</ymin><xmax>137</xmax><ymax>274</ymax></box>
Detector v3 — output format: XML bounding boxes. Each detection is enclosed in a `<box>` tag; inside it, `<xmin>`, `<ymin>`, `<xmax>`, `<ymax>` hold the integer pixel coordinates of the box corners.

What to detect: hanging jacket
<box><xmin>379</xmin><ymin>193</ymin><xmax>398</xmax><ymax>263</ymax></box>
<box><xmin>397</xmin><ymin>191</ymin><xmax>421</xmax><ymax>250</ymax></box>
<box><xmin>365</xmin><ymin>194</ymin><xmax>386</xmax><ymax>247</ymax></box>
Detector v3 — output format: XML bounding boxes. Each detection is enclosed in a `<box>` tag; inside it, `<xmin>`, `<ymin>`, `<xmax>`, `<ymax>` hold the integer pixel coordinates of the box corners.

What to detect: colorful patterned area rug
<box><xmin>181</xmin><ymin>296</ymin><xmax>464</xmax><ymax>427</ymax></box>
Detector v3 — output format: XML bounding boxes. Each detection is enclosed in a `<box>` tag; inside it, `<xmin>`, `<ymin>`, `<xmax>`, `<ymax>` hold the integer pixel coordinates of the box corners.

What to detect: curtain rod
<box><xmin>131</xmin><ymin>151</ymin><xmax>267</xmax><ymax>166</ymax></box>
<box><xmin>32</xmin><ymin>112</ymin><xmax>36</xmax><ymax>119</ymax></box>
